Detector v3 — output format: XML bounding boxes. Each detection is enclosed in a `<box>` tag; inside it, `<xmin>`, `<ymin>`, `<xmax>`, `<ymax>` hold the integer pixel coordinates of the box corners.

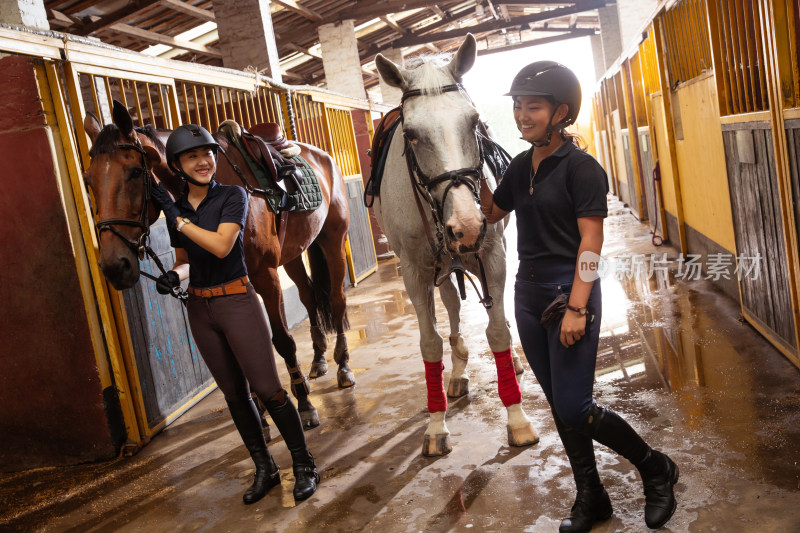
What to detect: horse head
<box><xmin>83</xmin><ymin>101</ymin><xmax>173</xmax><ymax>290</ymax></box>
<box><xmin>376</xmin><ymin>34</ymin><xmax>486</xmax><ymax>255</ymax></box>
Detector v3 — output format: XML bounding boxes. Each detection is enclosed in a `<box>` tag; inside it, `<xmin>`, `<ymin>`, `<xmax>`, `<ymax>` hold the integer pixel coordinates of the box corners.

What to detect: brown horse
<box><xmin>83</xmin><ymin>101</ymin><xmax>354</xmax><ymax>429</ymax></box>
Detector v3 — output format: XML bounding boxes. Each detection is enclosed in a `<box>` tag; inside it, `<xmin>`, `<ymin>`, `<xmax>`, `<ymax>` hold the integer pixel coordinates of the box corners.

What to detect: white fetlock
<box><xmin>422</xmin><ymin>411</ymin><xmax>452</xmax><ymax>456</ymax></box>
<box><xmin>506</xmin><ymin>403</ymin><xmax>539</xmax><ymax>447</ymax></box>
<box><xmin>447</xmin><ymin>335</ymin><xmax>470</xmax><ymax>398</ymax></box>
<box><xmin>511</xmin><ymin>347</ymin><xmax>525</xmax><ymax>375</ymax></box>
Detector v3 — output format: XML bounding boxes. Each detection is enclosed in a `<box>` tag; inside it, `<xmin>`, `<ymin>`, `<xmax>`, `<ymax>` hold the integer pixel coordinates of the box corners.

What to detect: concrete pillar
<box><xmin>378</xmin><ymin>48</ymin><xmax>404</xmax><ymax>106</ymax></box>
<box><xmin>616</xmin><ymin>0</ymin><xmax>659</xmax><ymax>52</ymax></box>
<box><xmin>598</xmin><ymin>5</ymin><xmax>622</xmax><ymax>72</ymax></box>
<box><xmin>212</xmin><ymin>0</ymin><xmax>282</xmax><ymax>83</ymax></box>
<box><xmin>590</xmin><ymin>34</ymin><xmax>606</xmax><ymax>81</ymax></box>
<box><xmin>0</xmin><ymin>0</ymin><xmax>48</xmax><ymax>30</ymax></box>
<box><xmin>318</xmin><ymin>20</ymin><xmax>367</xmax><ymax>99</ymax></box>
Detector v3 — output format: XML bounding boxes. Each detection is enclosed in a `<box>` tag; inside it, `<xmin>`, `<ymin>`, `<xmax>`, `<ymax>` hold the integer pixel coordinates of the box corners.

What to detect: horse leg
<box><xmin>315</xmin><ymin>238</ymin><xmax>355</xmax><ymax>389</ymax></box>
<box><xmin>479</xmin><ymin>246</ymin><xmax>539</xmax><ymax>447</ymax></box>
<box><xmin>402</xmin><ymin>262</ymin><xmax>451</xmax><ymax>456</ymax></box>
<box><xmin>437</xmin><ymin>279</ymin><xmax>469</xmax><ymax>398</ymax></box>
<box><xmin>251</xmin><ymin>267</ymin><xmax>320</xmax><ymax>429</ymax></box>
<box><xmin>283</xmin><ymin>257</ymin><xmax>329</xmax><ymax>378</ymax></box>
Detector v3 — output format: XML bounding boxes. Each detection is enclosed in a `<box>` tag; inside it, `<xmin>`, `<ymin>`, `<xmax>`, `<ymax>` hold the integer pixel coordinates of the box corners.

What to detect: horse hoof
<box><xmin>513</xmin><ymin>355</ymin><xmax>525</xmax><ymax>375</ymax></box>
<box><xmin>300</xmin><ymin>408</ymin><xmax>320</xmax><ymax>430</ymax></box>
<box><xmin>337</xmin><ymin>369</ymin><xmax>356</xmax><ymax>388</ymax></box>
<box><xmin>446</xmin><ymin>377</ymin><xmax>469</xmax><ymax>398</ymax></box>
<box><xmin>309</xmin><ymin>360</ymin><xmax>328</xmax><ymax>378</ymax></box>
<box><xmin>422</xmin><ymin>433</ymin><xmax>452</xmax><ymax>456</ymax></box>
<box><xmin>507</xmin><ymin>422</ymin><xmax>539</xmax><ymax>447</ymax></box>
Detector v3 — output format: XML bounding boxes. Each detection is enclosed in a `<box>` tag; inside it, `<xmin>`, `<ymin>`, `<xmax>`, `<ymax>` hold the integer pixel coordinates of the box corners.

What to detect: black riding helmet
<box><xmin>506</xmin><ymin>61</ymin><xmax>582</xmax><ymax>146</ymax></box>
<box><xmin>166</xmin><ymin>124</ymin><xmax>219</xmax><ymax>185</ymax></box>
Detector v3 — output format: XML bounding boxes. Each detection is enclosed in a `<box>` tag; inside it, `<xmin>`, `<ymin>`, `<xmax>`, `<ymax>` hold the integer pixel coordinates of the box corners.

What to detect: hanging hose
<box><xmin>651</xmin><ymin>160</ymin><xmax>664</xmax><ymax>246</ymax></box>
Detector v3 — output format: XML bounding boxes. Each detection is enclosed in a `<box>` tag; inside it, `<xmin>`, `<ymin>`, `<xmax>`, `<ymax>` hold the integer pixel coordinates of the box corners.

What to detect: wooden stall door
<box><xmin>122</xmin><ymin>219</ymin><xmax>213</xmax><ymax>428</ymax></box>
<box><xmin>639</xmin><ymin>128</ymin><xmax>661</xmax><ymax>237</ymax></box>
<box><xmin>621</xmin><ymin>131</ymin><xmax>640</xmax><ymax>218</ymax></box>
<box><xmin>723</xmin><ymin>122</ymin><xmax>796</xmax><ymax>352</ymax></box>
<box><xmin>345</xmin><ymin>177</ymin><xmax>377</xmax><ymax>284</ymax></box>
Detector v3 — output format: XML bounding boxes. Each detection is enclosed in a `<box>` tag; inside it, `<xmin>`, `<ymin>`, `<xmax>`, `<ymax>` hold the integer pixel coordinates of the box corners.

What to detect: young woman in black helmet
<box><xmin>149</xmin><ymin>124</ymin><xmax>319</xmax><ymax>504</ymax></box>
<box><xmin>480</xmin><ymin>62</ymin><xmax>678</xmax><ymax>531</ymax></box>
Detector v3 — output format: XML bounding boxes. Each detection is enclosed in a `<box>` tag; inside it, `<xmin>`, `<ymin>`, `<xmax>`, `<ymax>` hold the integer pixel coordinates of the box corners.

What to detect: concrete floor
<box><xmin>2</xmin><ymin>198</ymin><xmax>800</xmax><ymax>532</ymax></box>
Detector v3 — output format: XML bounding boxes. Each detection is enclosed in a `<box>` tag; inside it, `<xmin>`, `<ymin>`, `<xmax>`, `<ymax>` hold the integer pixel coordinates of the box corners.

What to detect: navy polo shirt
<box><xmin>168</xmin><ymin>180</ymin><xmax>249</xmax><ymax>288</ymax></box>
<box><xmin>493</xmin><ymin>140</ymin><xmax>608</xmax><ymax>264</ymax></box>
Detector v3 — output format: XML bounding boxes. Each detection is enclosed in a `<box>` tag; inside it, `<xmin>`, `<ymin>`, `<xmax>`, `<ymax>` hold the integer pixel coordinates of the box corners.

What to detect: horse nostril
<box><xmin>119</xmin><ymin>256</ymin><xmax>131</xmax><ymax>273</ymax></box>
<box><xmin>446</xmin><ymin>225</ymin><xmax>463</xmax><ymax>240</ymax></box>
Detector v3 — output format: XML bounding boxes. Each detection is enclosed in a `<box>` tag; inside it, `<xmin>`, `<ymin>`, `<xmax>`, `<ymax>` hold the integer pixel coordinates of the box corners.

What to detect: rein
<box><xmin>400</xmin><ymin>83</ymin><xmax>493</xmax><ymax>309</ymax></box>
<box><xmin>93</xmin><ymin>135</ymin><xmax>187</xmax><ymax>302</ymax></box>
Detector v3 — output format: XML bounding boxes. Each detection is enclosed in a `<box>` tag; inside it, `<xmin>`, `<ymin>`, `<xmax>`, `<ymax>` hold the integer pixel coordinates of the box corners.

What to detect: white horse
<box><xmin>373</xmin><ymin>35</ymin><xmax>539</xmax><ymax>456</ymax></box>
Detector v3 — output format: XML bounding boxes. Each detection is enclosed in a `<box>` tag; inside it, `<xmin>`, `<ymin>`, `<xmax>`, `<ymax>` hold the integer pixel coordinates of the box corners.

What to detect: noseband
<box><xmin>93</xmin><ymin>137</ymin><xmax>153</xmax><ymax>260</ymax></box>
<box><xmin>90</xmin><ymin>133</ymin><xmax>186</xmax><ymax>301</ymax></box>
<box><xmin>401</xmin><ymin>84</ymin><xmax>493</xmax><ymax>308</ymax></box>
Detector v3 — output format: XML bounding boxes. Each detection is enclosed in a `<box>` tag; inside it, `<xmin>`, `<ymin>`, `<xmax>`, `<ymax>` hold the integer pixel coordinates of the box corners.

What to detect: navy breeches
<box><xmin>514</xmin><ymin>274</ymin><xmax>603</xmax><ymax>430</ymax></box>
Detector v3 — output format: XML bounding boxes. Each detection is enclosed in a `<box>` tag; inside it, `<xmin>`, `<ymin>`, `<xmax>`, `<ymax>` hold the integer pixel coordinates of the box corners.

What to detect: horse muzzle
<box><xmin>99</xmin><ymin>250</ymin><xmax>141</xmax><ymax>290</ymax></box>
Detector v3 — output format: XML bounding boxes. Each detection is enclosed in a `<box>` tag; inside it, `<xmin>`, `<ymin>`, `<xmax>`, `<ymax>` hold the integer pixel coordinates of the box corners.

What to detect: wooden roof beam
<box><xmin>286</xmin><ymin>43</ymin><xmax>322</xmax><ymax>59</ymax></box>
<box><xmin>73</xmin><ymin>0</ymin><xmax>160</xmax><ymax>36</ymax></box>
<box><xmin>476</xmin><ymin>28</ymin><xmax>596</xmax><ymax>55</ymax></box>
<box><xmin>109</xmin><ymin>23</ymin><xmax>222</xmax><ymax>58</ymax></box>
<box><xmin>47</xmin><ymin>9</ymin><xmax>78</xmax><ymax>28</ymax></box>
<box><xmin>272</xmin><ymin>0</ymin><xmax>323</xmax><ymax>22</ymax></box>
<box><xmin>380</xmin><ymin>14</ymin><xmax>407</xmax><ymax>36</ymax></box>
<box><xmin>159</xmin><ymin>0</ymin><xmax>215</xmax><ymax>23</ymax></box>
<box><xmin>391</xmin><ymin>0</ymin><xmax>606</xmax><ymax>47</ymax></box>
<box><xmin>332</xmin><ymin>0</ymin><xmax>448</xmax><ymax>22</ymax></box>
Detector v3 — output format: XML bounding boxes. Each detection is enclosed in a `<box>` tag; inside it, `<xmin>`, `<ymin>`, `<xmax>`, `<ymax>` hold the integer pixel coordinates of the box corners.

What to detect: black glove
<box><xmin>156</xmin><ymin>270</ymin><xmax>180</xmax><ymax>295</ymax></box>
<box><xmin>150</xmin><ymin>181</ymin><xmax>181</xmax><ymax>228</ymax></box>
<box><xmin>540</xmin><ymin>293</ymin><xmax>569</xmax><ymax>329</ymax></box>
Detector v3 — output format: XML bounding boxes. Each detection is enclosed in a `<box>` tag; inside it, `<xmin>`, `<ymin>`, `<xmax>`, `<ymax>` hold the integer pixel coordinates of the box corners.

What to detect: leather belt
<box><xmin>188</xmin><ymin>276</ymin><xmax>249</xmax><ymax>298</ymax></box>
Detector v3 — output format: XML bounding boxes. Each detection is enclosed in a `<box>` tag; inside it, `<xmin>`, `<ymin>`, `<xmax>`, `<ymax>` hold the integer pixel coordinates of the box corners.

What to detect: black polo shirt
<box><xmin>168</xmin><ymin>180</ymin><xmax>249</xmax><ymax>288</ymax></box>
<box><xmin>493</xmin><ymin>140</ymin><xmax>608</xmax><ymax>264</ymax></box>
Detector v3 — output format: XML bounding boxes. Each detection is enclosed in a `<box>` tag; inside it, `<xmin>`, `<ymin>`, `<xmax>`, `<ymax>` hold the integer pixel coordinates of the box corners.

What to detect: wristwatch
<box><xmin>177</xmin><ymin>218</ymin><xmax>191</xmax><ymax>232</ymax></box>
<box><xmin>566</xmin><ymin>303</ymin><xmax>587</xmax><ymax>316</ymax></box>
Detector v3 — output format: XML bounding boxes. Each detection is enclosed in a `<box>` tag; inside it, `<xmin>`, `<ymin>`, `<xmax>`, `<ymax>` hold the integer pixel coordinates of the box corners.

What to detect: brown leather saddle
<box><xmin>220</xmin><ymin>120</ymin><xmax>311</xmax><ymax>247</ymax></box>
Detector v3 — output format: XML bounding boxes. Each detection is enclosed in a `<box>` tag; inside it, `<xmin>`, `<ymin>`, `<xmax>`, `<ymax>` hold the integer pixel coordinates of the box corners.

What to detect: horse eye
<box><xmin>128</xmin><ymin>167</ymin><xmax>144</xmax><ymax>180</ymax></box>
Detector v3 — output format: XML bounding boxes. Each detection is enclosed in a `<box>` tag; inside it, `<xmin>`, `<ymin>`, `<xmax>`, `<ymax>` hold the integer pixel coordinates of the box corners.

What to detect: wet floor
<box><xmin>2</xmin><ymin>197</ymin><xmax>800</xmax><ymax>532</ymax></box>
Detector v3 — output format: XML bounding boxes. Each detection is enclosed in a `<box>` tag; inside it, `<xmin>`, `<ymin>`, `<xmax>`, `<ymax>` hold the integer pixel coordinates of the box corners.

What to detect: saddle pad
<box><xmin>364</xmin><ymin>106</ymin><xmax>402</xmax><ymax>207</ymax></box>
<box><xmin>285</xmin><ymin>155</ymin><xmax>322</xmax><ymax>212</ymax></box>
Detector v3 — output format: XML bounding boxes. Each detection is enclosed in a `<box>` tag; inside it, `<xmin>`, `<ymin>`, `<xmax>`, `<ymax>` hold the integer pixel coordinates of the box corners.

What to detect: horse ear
<box><xmin>375</xmin><ymin>53</ymin><xmax>405</xmax><ymax>90</ymax></box>
<box><xmin>112</xmin><ymin>100</ymin><xmax>134</xmax><ymax>136</ymax></box>
<box><xmin>84</xmin><ymin>112</ymin><xmax>102</xmax><ymax>143</ymax></box>
<box><xmin>448</xmin><ymin>33</ymin><xmax>477</xmax><ymax>81</ymax></box>
<box><xmin>143</xmin><ymin>145</ymin><xmax>162</xmax><ymax>167</ymax></box>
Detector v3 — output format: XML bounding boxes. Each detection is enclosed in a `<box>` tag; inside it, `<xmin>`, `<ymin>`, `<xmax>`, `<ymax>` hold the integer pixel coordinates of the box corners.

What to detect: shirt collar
<box><xmin>178</xmin><ymin>179</ymin><xmax>218</xmax><ymax>208</ymax></box>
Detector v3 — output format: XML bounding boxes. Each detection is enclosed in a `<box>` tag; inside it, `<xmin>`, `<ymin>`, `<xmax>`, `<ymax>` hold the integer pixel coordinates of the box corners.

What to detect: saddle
<box><xmin>219</xmin><ymin>120</ymin><xmax>323</xmax><ymax>246</ymax></box>
<box><xmin>364</xmin><ymin>106</ymin><xmax>402</xmax><ymax>207</ymax></box>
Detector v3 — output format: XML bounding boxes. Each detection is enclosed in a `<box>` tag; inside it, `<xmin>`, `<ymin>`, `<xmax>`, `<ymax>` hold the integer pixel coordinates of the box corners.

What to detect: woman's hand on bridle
<box><xmin>151</xmin><ymin>180</ymin><xmax>181</xmax><ymax>227</ymax></box>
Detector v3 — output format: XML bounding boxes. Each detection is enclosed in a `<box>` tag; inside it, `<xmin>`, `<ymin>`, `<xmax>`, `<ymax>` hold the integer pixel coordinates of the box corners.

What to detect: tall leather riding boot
<box><xmin>264</xmin><ymin>390</ymin><xmax>320</xmax><ymax>501</ymax></box>
<box><xmin>553</xmin><ymin>409</ymin><xmax>612</xmax><ymax>533</ymax></box>
<box><xmin>227</xmin><ymin>398</ymin><xmax>281</xmax><ymax>504</ymax></box>
<box><xmin>580</xmin><ymin>402</ymin><xmax>679</xmax><ymax>529</ymax></box>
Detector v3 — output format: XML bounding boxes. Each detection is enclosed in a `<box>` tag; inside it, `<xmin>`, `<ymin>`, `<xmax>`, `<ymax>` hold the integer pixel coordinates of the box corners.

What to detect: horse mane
<box><xmin>404</xmin><ymin>54</ymin><xmax>454</xmax><ymax>95</ymax></box>
<box><xmin>88</xmin><ymin>123</ymin><xmax>166</xmax><ymax>158</ymax></box>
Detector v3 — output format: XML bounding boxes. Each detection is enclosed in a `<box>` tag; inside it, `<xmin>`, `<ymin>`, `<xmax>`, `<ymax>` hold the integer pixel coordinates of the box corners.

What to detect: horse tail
<box><xmin>307</xmin><ymin>242</ymin><xmax>347</xmax><ymax>333</ymax></box>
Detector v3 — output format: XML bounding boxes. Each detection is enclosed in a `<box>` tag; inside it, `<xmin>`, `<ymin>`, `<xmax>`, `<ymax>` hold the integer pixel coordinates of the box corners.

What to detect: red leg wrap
<box><xmin>494</xmin><ymin>349</ymin><xmax>521</xmax><ymax>407</ymax></box>
<box><xmin>424</xmin><ymin>360</ymin><xmax>447</xmax><ymax>413</ymax></box>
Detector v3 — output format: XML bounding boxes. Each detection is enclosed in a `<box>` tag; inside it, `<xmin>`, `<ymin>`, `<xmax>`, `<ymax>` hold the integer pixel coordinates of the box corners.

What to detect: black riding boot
<box><xmin>581</xmin><ymin>402</ymin><xmax>678</xmax><ymax>529</ymax></box>
<box><xmin>553</xmin><ymin>410</ymin><xmax>613</xmax><ymax>533</ymax></box>
<box><xmin>227</xmin><ymin>398</ymin><xmax>281</xmax><ymax>504</ymax></box>
<box><xmin>264</xmin><ymin>390</ymin><xmax>320</xmax><ymax>501</ymax></box>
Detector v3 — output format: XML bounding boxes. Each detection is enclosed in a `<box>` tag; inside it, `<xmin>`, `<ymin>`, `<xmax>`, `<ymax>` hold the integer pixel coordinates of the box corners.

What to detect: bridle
<box><xmin>90</xmin><ymin>133</ymin><xmax>186</xmax><ymax>302</ymax></box>
<box><xmin>400</xmin><ymin>83</ymin><xmax>493</xmax><ymax>308</ymax></box>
